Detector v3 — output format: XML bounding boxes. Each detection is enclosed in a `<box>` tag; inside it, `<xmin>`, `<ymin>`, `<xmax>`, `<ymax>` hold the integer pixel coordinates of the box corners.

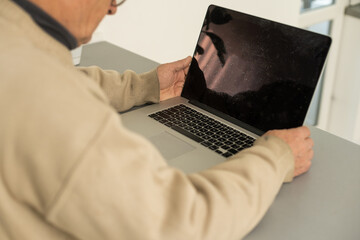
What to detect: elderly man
<box><xmin>0</xmin><ymin>0</ymin><xmax>313</xmax><ymax>239</ymax></box>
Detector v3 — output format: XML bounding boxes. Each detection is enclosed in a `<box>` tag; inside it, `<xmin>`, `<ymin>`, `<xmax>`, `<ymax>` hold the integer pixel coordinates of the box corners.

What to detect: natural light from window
<box><xmin>301</xmin><ymin>0</ymin><xmax>336</xmax><ymax>12</ymax></box>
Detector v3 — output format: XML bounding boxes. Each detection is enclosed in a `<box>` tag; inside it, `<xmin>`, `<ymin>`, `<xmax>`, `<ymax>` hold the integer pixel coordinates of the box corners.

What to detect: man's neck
<box><xmin>12</xmin><ymin>0</ymin><xmax>78</xmax><ymax>50</ymax></box>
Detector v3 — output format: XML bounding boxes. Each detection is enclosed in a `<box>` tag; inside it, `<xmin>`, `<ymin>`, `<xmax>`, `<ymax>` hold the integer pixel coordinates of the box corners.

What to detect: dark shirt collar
<box><xmin>12</xmin><ymin>0</ymin><xmax>78</xmax><ymax>50</ymax></box>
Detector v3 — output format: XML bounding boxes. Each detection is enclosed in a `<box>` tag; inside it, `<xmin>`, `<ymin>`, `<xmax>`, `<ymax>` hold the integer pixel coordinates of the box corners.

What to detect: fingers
<box><xmin>174</xmin><ymin>56</ymin><xmax>192</xmax><ymax>72</ymax></box>
<box><xmin>294</xmin><ymin>158</ymin><xmax>312</xmax><ymax>176</ymax></box>
<box><xmin>291</xmin><ymin>126</ymin><xmax>311</xmax><ymax>139</ymax></box>
<box><xmin>293</xmin><ymin>129</ymin><xmax>313</xmax><ymax>177</ymax></box>
<box><xmin>294</xmin><ymin>147</ymin><xmax>313</xmax><ymax>176</ymax></box>
<box><xmin>306</xmin><ymin>137</ymin><xmax>314</xmax><ymax>150</ymax></box>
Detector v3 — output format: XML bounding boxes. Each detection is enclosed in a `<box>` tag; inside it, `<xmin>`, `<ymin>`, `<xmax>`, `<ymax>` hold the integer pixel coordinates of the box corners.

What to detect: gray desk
<box><xmin>80</xmin><ymin>41</ymin><xmax>360</xmax><ymax>240</ymax></box>
<box><xmin>80</xmin><ymin>41</ymin><xmax>159</xmax><ymax>73</ymax></box>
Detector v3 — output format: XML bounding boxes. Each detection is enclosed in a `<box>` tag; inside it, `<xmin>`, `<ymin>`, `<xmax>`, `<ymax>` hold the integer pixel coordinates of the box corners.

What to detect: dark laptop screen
<box><xmin>182</xmin><ymin>5</ymin><xmax>331</xmax><ymax>133</ymax></box>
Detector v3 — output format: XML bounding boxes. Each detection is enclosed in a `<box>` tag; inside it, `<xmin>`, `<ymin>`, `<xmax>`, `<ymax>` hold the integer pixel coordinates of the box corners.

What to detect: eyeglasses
<box><xmin>111</xmin><ymin>0</ymin><xmax>126</xmax><ymax>7</ymax></box>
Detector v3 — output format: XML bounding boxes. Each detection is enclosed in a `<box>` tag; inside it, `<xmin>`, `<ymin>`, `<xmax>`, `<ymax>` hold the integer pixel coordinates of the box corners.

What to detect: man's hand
<box><xmin>264</xmin><ymin>126</ymin><xmax>314</xmax><ymax>177</ymax></box>
<box><xmin>157</xmin><ymin>56</ymin><xmax>192</xmax><ymax>101</ymax></box>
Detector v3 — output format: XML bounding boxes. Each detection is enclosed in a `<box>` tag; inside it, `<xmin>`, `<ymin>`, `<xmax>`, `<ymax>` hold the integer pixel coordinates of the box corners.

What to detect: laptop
<box><xmin>121</xmin><ymin>4</ymin><xmax>332</xmax><ymax>173</ymax></box>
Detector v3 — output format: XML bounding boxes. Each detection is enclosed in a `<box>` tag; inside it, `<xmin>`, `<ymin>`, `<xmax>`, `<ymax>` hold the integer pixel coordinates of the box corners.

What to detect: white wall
<box><xmin>328</xmin><ymin>15</ymin><xmax>360</xmax><ymax>144</ymax></box>
<box><xmin>97</xmin><ymin>0</ymin><xmax>300</xmax><ymax>63</ymax></box>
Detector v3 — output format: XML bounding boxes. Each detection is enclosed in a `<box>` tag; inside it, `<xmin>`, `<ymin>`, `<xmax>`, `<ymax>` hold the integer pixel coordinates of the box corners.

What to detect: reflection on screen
<box><xmin>182</xmin><ymin>5</ymin><xmax>331</xmax><ymax>132</ymax></box>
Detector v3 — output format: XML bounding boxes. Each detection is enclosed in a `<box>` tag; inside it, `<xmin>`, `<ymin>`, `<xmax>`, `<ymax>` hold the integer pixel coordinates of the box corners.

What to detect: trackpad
<box><xmin>149</xmin><ymin>131</ymin><xmax>195</xmax><ymax>160</ymax></box>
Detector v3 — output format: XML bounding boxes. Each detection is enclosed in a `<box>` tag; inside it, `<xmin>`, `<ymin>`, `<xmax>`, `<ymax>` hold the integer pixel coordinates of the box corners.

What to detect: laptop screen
<box><xmin>182</xmin><ymin>5</ymin><xmax>331</xmax><ymax>133</ymax></box>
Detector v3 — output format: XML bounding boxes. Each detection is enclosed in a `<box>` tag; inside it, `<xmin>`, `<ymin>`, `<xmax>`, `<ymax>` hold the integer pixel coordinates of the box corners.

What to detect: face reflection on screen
<box><xmin>182</xmin><ymin>5</ymin><xmax>331</xmax><ymax>132</ymax></box>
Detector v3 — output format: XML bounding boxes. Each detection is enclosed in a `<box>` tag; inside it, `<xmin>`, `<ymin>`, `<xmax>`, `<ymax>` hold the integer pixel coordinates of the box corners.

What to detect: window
<box><xmin>301</xmin><ymin>0</ymin><xmax>336</xmax><ymax>12</ymax></box>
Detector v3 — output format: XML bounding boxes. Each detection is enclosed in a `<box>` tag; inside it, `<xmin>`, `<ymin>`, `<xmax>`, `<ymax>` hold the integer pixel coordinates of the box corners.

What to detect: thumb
<box><xmin>174</xmin><ymin>56</ymin><xmax>192</xmax><ymax>71</ymax></box>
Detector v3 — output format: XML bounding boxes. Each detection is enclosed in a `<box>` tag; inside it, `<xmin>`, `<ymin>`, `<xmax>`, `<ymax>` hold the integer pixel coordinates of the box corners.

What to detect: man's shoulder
<box><xmin>0</xmin><ymin>35</ymin><xmax>116</xmax><ymax>218</ymax></box>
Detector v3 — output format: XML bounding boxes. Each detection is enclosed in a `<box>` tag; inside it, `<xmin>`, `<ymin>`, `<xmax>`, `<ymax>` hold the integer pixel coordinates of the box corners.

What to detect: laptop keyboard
<box><xmin>148</xmin><ymin>104</ymin><xmax>255</xmax><ymax>158</ymax></box>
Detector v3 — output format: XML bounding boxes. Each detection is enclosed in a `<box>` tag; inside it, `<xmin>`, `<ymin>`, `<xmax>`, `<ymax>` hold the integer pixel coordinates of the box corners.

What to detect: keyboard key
<box><xmin>228</xmin><ymin>149</ymin><xmax>238</xmax><ymax>154</ymax></box>
<box><xmin>222</xmin><ymin>152</ymin><xmax>233</xmax><ymax>158</ymax></box>
<box><xmin>171</xmin><ymin>126</ymin><xmax>203</xmax><ymax>143</ymax></box>
<box><xmin>236</xmin><ymin>146</ymin><xmax>246</xmax><ymax>152</ymax></box>
<box><xmin>201</xmin><ymin>141</ymin><xmax>212</xmax><ymax>147</ymax></box>
<box><xmin>221</xmin><ymin>145</ymin><xmax>230</xmax><ymax>150</ymax></box>
<box><xmin>158</xmin><ymin>112</ymin><xmax>171</xmax><ymax>119</ymax></box>
<box><xmin>231</xmin><ymin>144</ymin><xmax>240</xmax><ymax>149</ymax></box>
<box><xmin>209</xmin><ymin>145</ymin><xmax>219</xmax><ymax>150</ymax></box>
<box><xmin>196</xmin><ymin>132</ymin><xmax>205</xmax><ymax>137</ymax></box>
<box><xmin>159</xmin><ymin>119</ymin><xmax>168</xmax><ymax>124</ymax></box>
<box><xmin>215</xmin><ymin>150</ymin><xmax>223</xmax><ymax>155</ymax></box>
<box><xmin>214</xmin><ymin>141</ymin><xmax>224</xmax><ymax>147</ymax></box>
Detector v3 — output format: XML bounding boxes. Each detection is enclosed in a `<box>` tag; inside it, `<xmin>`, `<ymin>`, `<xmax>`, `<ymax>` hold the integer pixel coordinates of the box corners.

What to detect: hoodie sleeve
<box><xmin>77</xmin><ymin>66</ymin><xmax>160</xmax><ymax>112</ymax></box>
